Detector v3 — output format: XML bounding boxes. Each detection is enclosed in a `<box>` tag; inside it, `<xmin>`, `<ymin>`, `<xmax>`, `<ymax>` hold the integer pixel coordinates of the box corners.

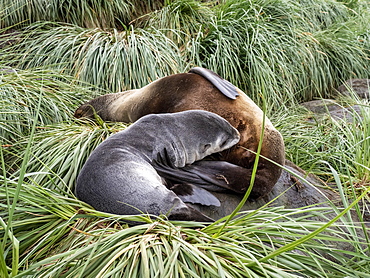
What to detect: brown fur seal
<box><xmin>75</xmin><ymin>110</ymin><xmax>240</xmax><ymax>221</ymax></box>
<box><xmin>74</xmin><ymin>67</ymin><xmax>285</xmax><ymax>199</ymax></box>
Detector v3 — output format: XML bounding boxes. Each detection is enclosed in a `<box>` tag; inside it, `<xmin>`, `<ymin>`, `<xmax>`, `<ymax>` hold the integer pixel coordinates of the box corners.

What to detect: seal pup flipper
<box><xmin>154</xmin><ymin>156</ymin><xmax>252</xmax><ymax>194</ymax></box>
<box><xmin>168</xmin><ymin>183</ymin><xmax>221</xmax><ymax>207</ymax></box>
<box><xmin>183</xmin><ymin>160</ymin><xmax>251</xmax><ymax>194</ymax></box>
<box><xmin>152</xmin><ymin>162</ymin><xmax>224</xmax><ymax>192</ymax></box>
<box><xmin>153</xmin><ymin>149</ymin><xmax>229</xmax><ymax>191</ymax></box>
<box><xmin>168</xmin><ymin>205</ymin><xmax>214</xmax><ymax>222</ymax></box>
<box><xmin>153</xmin><ymin>149</ymin><xmax>248</xmax><ymax>193</ymax></box>
<box><xmin>188</xmin><ymin>67</ymin><xmax>239</xmax><ymax>100</ymax></box>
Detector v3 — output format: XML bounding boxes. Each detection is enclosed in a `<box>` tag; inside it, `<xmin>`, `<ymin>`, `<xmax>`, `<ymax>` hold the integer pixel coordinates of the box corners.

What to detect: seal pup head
<box><xmin>146</xmin><ymin>110</ymin><xmax>240</xmax><ymax>168</ymax></box>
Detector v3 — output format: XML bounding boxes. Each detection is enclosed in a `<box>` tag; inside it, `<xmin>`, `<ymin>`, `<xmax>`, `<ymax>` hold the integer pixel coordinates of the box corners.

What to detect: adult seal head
<box><xmin>74</xmin><ymin>67</ymin><xmax>285</xmax><ymax>199</ymax></box>
<box><xmin>75</xmin><ymin>110</ymin><xmax>240</xmax><ymax>221</ymax></box>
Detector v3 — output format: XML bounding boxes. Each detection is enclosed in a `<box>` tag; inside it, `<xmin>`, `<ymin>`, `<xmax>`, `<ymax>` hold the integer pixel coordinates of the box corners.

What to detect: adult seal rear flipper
<box><xmin>188</xmin><ymin>67</ymin><xmax>239</xmax><ymax>100</ymax></box>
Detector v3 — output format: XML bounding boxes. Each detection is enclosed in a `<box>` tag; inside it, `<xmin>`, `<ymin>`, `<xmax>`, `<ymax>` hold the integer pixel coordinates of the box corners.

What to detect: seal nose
<box><xmin>233</xmin><ymin>129</ymin><xmax>241</xmax><ymax>142</ymax></box>
<box><xmin>74</xmin><ymin>109</ymin><xmax>83</xmax><ymax>118</ymax></box>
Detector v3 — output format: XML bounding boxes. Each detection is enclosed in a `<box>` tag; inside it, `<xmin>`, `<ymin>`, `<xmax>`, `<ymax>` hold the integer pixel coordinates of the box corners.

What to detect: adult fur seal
<box><xmin>75</xmin><ymin>110</ymin><xmax>240</xmax><ymax>221</ymax></box>
<box><xmin>74</xmin><ymin>67</ymin><xmax>285</xmax><ymax>199</ymax></box>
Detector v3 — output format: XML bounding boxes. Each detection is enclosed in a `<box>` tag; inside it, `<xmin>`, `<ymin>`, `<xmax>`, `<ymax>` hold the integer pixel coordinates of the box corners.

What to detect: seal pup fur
<box><xmin>74</xmin><ymin>67</ymin><xmax>285</xmax><ymax>199</ymax></box>
<box><xmin>75</xmin><ymin>110</ymin><xmax>240</xmax><ymax>221</ymax></box>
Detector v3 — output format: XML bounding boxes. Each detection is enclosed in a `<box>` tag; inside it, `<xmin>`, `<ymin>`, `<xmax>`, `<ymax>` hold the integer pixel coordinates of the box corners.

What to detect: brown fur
<box><xmin>74</xmin><ymin>72</ymin><xmax>285</xmax><ymax>199</ymax></box>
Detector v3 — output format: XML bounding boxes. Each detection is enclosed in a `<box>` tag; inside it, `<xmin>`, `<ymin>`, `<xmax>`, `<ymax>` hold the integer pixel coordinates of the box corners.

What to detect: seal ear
<box><xmin>155</xmin><ymin>147</ymin><xmax>175</xmax><ymax>168</ymax></box>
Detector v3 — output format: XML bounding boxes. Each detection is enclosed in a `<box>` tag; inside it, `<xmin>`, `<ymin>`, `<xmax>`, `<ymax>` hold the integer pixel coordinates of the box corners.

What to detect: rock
<box><xmin>191</xmin><ymin>160</ymin><xmax>340</xmax><ymax>220</ymax></box>
<box><xmin>337</xmin><ymin>79</ymin><xmax>370</xmax><ymax>99</ymax></box>
<box><xmin>300</xmin><ymin>99</ymin><xmax>364</xmax><ymax>122</ymax></box>
<box><xmin>300</xmin><ymin>99</ymin><xmax>341</xmax><ymax>114</ymax></box>
<box><xmin>328</xmin><ymin>104</ymin><xmax>362</xmax><ymax>122</ymax></box>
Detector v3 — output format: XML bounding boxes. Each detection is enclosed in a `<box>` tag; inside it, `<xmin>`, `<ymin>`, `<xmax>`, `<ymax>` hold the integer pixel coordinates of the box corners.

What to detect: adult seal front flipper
<box><xmin>188</xmin><ymin>67</ymin><xmax>239</xmax><ymax>100</ymax></box>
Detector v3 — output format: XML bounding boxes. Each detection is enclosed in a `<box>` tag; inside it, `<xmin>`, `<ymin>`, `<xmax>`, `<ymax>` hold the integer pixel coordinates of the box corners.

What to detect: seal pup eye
<box><xmin>202</xmin><ymin>144</ymin><xmax>211</xmax><ymax>152</ymax></box>
<box><xmin>220</xmin><ymin>140</ymin><xmax>229</xmax><ymax>148</ymax></box>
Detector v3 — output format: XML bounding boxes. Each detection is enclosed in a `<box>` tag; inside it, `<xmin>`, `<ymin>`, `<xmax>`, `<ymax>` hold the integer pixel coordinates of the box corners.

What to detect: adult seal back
<box><xmin>74</xmin><ymin>67</ymin><xmax>285</xmax><ymax>199</ymax></box>
<box><xmin>75</xmin><ymin>110</ymin><xmax>240</xmax><ymax>221</ymax></box>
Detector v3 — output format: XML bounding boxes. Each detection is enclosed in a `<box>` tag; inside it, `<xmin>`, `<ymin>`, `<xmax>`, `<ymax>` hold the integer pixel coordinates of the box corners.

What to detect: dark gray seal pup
<box><xmin>74</xmin><ymin>67</ymin><xmax>285</xmax><ymax>199</ymax></box>
<box><xmin>75</xmin><ymin>110</ymin><xmax>240</xmax><ymax>221</ymax></box>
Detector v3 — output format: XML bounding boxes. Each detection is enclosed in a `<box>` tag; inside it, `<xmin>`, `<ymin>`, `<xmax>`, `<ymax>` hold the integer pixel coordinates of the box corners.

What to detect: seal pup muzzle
<box><xmin>75</xmin><ymin>110</ymin><xmax>240</xmax><ymax>221</ymax></box>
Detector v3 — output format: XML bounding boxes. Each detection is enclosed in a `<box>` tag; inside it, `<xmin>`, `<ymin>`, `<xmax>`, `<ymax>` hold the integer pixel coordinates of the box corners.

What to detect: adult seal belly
<box><xmin>74</xmin><ymin>67</ymin><xmax>285</xmax><ymax>199</ymax></box>
<box><xmin>75</xmin><ymin>110</ymin><xmax>240</xmax><ymax>221</ymax></box>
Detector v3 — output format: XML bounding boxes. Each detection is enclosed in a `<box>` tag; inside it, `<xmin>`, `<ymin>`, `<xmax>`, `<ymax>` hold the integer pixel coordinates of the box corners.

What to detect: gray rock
<box><xmin>301</xmin><ymin>99</ymin><xmax>364</xmax><ymax>122</ymax></box>
<box><xmin>300</xmin><ymin>99</ymin><xmax>341</xmax><ymax>114</ymax></box>
<box><xmin>337</xmin><ymin>79</ymin><xmax>370</xmax><ymax>99</ymax></box>
<box><xmin>192</xmin><ymin>160</ymin><xmax>341</xmax><ymax>220</ymax></box>
<box><xmin>328</xmin><ymin>104</ymin><xmax>363</xmax><ymax>122</ymax></box>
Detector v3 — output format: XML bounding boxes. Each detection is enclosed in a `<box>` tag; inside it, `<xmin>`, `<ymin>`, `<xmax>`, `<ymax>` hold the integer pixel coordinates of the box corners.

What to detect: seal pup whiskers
<box><xmin>75</xmin><ymin>110</ymin><xmax>240</xmax><ymax>221</ymax></box>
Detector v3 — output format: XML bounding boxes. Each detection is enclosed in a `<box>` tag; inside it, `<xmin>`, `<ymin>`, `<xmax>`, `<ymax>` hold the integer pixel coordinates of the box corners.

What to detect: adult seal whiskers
<box><xmin>75</xmin><ymin>110</ymin><xmax>240</xmax><ymax>221</ymax></box>
<box><xmin>74</xmin><ymin>67</ymin><xmax>285</xmax><ymax>199</ymax></box>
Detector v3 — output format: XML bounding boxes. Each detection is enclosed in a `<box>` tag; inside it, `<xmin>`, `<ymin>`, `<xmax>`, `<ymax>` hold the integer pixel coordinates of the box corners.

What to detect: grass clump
<box><xmin>6</xmin><ymin>120</ymin><xmax>128</xmax><ymax>193</ymax></box>
<box><xmin>1</xmin><ymin>176</ymin><xmax>370</xmax><ymax>277</ymax></box>
<box><xmin>134</xmin><ymin>0</ymin><xmax>212</xmax><ymax>45</ymax></box>
<box><xmin>7</xmin><ymin>22</ymin><xmax>184</xmax><ymax>92</ymax></box>
<box><xmin>196</xmin><ymin>0</ymin><xmax>370</xmax><ymax>108</ymax></box>
<box><xmin>2</xmin><ymin>0</ymin><xmax>370</xmax><ymax>108</ymax></box>
<box><xmin>0</xmin><ymin>66</ymin><xmax>94</xmax><ymax>144</ymax></box>
<box><xmin>277</xmin><ymin>98</ymin><xmax>370</xmax><ymax>188</ymax></box>
<box><xmin>0</xmin><ymin>0</ymin><xmax>163</xmax><ymax>29</ymax></box>
<box><xmin>1</xmin><ymin>0</ymin><xmax>370</xmax><ymax>277</ymax></box>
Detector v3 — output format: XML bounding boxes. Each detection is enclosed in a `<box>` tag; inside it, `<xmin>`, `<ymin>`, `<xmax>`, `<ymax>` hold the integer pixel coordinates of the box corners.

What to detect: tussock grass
<box><xmin>134</xmin><ymin>0</ymin><xmax>212</xmax><ymax>45</ymax></box>
<box><xmin>2</xmin><ymin>0</ymin><xmax>369</xmax><ymax>108</ymax></box>
<box><xmin>8</xmin><ymin>22</ymin><xmax>184</xmax><ymax>92</ymax></box>
<box><xmin>1</xmin><ymin>177</ymin><xmax>370</xmax><ymax>277</ymax></box>
<box><xmin>276</xmin><ymin>98</ymin><xmax>370</xmax><ymax>186</ymax></box>
<box><xmin>0</xmin><ymin>66</ymin><xmax>94</xmax><ymax>144</ymax></box>
<box><xmin>6</xmin><ymin>120</ymin><xmax>128</xmax><ymax>192</ymax></box>
<box><xmin>0</xmin><ymin>0</ymin><xmax>163</xmax><ymax>29</ymax></box>
<box><xmin>197</xmin><ymin>0</ymin><xmax>370</xmax><ymax>108</ymax></box>
<box><xmin>332</xmin><ymin>101</ymin><xmax>370</xmax><ymax>183</ymax></box>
